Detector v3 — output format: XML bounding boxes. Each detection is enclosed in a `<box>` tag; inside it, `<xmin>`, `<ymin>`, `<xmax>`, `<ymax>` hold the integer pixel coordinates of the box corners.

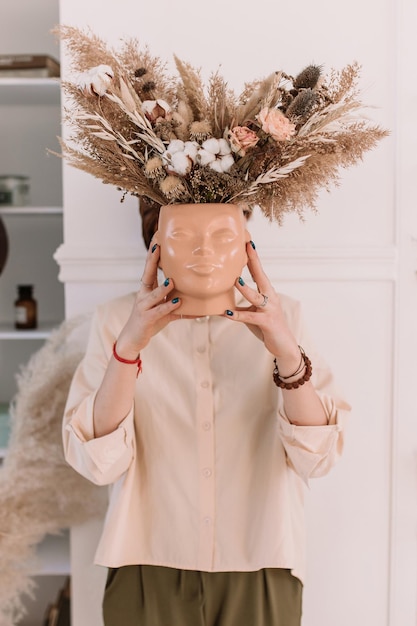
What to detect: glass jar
<box><xmin>0</xmin><ymin>175</ymin><xmax>30</xmax><ymax>206</ymax></box>
<box><xmin>14</xmin><ymin>284</ymin><xmax>37</xmax><ymax>329</ymax></box>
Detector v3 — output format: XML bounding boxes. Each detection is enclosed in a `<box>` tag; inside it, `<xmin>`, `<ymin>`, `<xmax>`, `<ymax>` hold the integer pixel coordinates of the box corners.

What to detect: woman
<box><xmin>63</xmin><ymin>204</ymin><xmax>350</xmax><ymax>626</ymax></box>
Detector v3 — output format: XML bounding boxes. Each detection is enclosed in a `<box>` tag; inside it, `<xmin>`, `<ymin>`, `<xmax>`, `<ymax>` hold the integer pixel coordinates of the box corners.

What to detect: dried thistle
<box><xmin>286</xmin><ymin>89</ymin><xmax>318</xmax><ymax>120</ymax></box>
<box><xmin>159</xmin><ymin>175</ymin><xmax>189</xmax><ymax>200</ymax></box>
<box><xmin>145</xmin><ymin>156</ymin><xmax>164</xmax><ymax>179</ymax></box>
<box><xmin>293</xmin><ymin>65</ymin><xmax>322</xmax><ymax>90</ymax></box>
<box><xmin>189</xmin><ymin>121</ymin><xmax>212</xmax><ymax>141</ymax></box>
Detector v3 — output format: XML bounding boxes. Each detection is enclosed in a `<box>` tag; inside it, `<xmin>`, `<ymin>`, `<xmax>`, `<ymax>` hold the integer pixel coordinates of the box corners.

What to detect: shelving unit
<box><xmin>0</xmin><ymin>204</ymin><xmax>63</xmax><ymax>340</ymax></box>
<box><xmin>0</xmin><ymin>323</ymin><xmax>61</xmax><ymax>339</ymax></box>
<box><xmin>0</xmin><ymin>74</ymin><xmax>64</xmax><ymax>356</ymax></box>
<box><xmin>0</xmin><ymin>206</ymin><xmax>62</xmax><ymax>215</ymax></box>
<box><xmin>0</xmin><ymin>77</ymin><xmax>61</xmax><ymax>106</ymax></box>
<box><xmin>0</xmin><ymin>41</ymin><xmax>67</xmax><ymax>623</ymax></box>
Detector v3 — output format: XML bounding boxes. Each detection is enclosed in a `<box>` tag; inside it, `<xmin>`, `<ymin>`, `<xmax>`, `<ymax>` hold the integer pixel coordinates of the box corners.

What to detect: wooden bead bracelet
<box><xmin>272</xmin><ymin>346</ymin><xmax>312</xmax><ymax>390</ymax></box>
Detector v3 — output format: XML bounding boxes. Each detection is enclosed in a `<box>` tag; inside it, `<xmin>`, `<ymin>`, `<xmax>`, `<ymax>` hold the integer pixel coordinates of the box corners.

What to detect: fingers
<box><xmin>138</xmin><ymin>242</ymin><xmax>181</xmax><ymax>319</ymax></box>
<box><xmin>140</xmin><ymin>241</ymin><xmax>160</xmax><ymax>290</ymax></box>
<box><xmin>137</xmin><ymin>276</ymin><xmax>176</xmax><ymax>311</ymax></box>
<box><xmin>224</xmin><ymin>308</ymin><xmax>262</xmax><ymax>325</ymax></box>
<box><xmin>245</xmin><ymin>241</ymin><xmax>270</xmax><ymax>294</ymax></box>
<box><xmin>133</xmin><ymin>280</ymin><xmax>181</xmax><ymax>330</ymax></box>
<box><xmin>225</xmin><ymin>242</ymin><xmax>274</xmax><ymax>325</ymax></box>
<box><xmin>146</xmin><ymin>293</ymin><xmax>182</xmax><ymax>320</ymax></box>
<box><xmin>234</xmin><ymin>274</ymin><xmax>270</xmax><ymax>310</ymax></box>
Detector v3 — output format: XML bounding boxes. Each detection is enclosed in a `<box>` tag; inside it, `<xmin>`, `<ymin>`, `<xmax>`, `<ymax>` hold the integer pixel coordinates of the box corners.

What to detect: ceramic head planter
<box><xmin>154</xmin><ymin>203</ymin><xmax>251</xmax><ymax>315</ymax></box>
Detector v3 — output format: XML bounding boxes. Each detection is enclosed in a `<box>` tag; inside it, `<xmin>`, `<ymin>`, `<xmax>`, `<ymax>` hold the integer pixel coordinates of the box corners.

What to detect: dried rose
<box><xmin>228</xmin><ymin>126</ymin><xmax>259</xmax><ymax>156</ymax></box>
<box><xmin>77</xmin><ymin>65</ymin><xmax>114</xmax><ymax>96</ymax></box>
<box><xmin>257</xmin><ymin>108</ymin><xmax>296</xmax><ymax>141</ymax></box>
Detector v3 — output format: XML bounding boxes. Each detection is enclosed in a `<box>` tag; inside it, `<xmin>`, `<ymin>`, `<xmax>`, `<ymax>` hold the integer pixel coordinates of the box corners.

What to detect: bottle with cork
<box><xmin>14</xmin><ymin>285</ymin><xmax>37</xmax><ymax>330</ymax></box>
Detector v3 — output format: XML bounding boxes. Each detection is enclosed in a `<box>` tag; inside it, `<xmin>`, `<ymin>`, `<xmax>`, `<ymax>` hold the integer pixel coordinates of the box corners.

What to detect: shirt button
<box><xmin>202</xmin><ymin>421</ymin><xmax>211</xmax><ymax>431</ymax></box>
<box><xmin>201</xmin><ymin>380</ymin><xmax>209</xmax><ymax>388</ymax></box>
<box><xmin>202</xmin><ymin>467</ymin><xmax>212</xmax><ymax>478</ymax></box>
<box><xmin>195</xmin><ymin>316</ymin><xmax>209</xmax><ymax>323</ymax></box>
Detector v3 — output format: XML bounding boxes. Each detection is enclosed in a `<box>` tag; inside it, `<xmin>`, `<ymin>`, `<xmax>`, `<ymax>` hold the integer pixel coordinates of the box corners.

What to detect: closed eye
<box><xmin>211</xmin><ymin>228</ymin><xmax>238</xmax><ymax>243</ymax></box>
<box><xmin>169</xmin><ymin>229</ymin><xmax>194</xmax><ymax>239</ymax></box>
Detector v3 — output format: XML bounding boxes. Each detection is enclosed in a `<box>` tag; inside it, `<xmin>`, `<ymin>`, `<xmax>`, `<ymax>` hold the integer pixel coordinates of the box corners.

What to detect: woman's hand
<box><xmin>94</xmin><ymin>241</ymin><xmax>183</xmax><ymax>437</ymax></box>
<box><xmin>224</xmin><ymin>241</ymin><xmax>301</xmax><ymax>376</ymax></box>
<box><xmin>115</xmin><ymin>242</ymin><xmax>181</xmax><ymax>359</ymax></box>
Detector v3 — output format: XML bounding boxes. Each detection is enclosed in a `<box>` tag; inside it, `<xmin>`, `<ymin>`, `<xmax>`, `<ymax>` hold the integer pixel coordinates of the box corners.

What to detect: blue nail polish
<box><xmin>172</xmin><ymin>297</ymin><xmax>179</xmax><ymax>304</ymax></box>
<box><xmin>151</xmin><ymin>243</ymin><xmax>158</xmax><ymax>253</ymax></box>
<box><xmin>250</xmin><ymin>240</ymin><xmax>256</xmax><ymax>250</ymax></box>
<box><xmin>238</xmin><ymin>276</ymin><xmax>245</xmax><ymax>286</ymax></box>
<box><xmin>164</xmin><ymin>278</ymin><xmax>170</xmax><ymax>287</ymax></box>
<box><xmin>226</xmin><ymin>310</ymin><xmax>234</xmax><ymax>316</ymax></box>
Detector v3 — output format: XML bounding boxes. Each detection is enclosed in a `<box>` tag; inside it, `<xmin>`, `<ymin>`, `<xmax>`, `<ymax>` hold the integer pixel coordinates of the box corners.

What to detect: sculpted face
<box><xmin>155</xmin><ymin>204</ymin><xmax>251</xmax><ymax>315</ymax></box>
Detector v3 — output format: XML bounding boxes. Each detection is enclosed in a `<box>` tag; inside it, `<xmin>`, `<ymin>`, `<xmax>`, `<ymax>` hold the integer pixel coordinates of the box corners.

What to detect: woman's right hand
<box><xmin>115</xmin><ymin>242</ymin><xmax>181</xmax><ymax>358</ymax></box>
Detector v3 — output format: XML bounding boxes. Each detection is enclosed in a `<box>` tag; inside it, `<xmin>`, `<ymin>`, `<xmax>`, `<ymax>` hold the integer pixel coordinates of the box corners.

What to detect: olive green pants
<box><xmin>103</xmin><ymin>565</ymin><xmax>302</xmax><ymax>626</ymax></box>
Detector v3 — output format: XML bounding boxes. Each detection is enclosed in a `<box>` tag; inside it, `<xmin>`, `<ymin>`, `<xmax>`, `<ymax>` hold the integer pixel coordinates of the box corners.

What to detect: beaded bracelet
<box><xmin>277</xmin><ymin>349</ymin><xmax>305</xmax><ymax>380</ymax></box>
<box><xmin>273</xmin><ymin>346</ymin><xmax>312</xmax><ymax>390</ymax></box>
<box><xmin>112</xmin><ymin>342</ymin><xmax>142</xmax><ymax>378</ymax></box>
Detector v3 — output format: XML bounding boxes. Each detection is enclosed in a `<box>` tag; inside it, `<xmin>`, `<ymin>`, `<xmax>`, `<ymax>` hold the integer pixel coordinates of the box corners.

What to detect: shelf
<box><xmin>0</xmin><ymin>206</ymin><xmax>63</xmax><ymax>216</ymax></box>
<box><xmin>0</xmin><ymin>77</ymin><xmax>60</xmax><ymax>106</ymax></box>
<box><xmin>34</xmin><ymin>531</ymin><xmax>70</xmax><ymax>576</ymax></box>
<box><xmin>0</xmin><ymin>322</ymin><xmax>61</xmax><ymax>339</ymax></box>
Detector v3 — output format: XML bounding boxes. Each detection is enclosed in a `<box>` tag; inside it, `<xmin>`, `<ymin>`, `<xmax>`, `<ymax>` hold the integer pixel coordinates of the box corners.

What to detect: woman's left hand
<box><xmin>224</xmin><ymin>241</ymin><xmax>301</xmax><ymax>372</ymax></box>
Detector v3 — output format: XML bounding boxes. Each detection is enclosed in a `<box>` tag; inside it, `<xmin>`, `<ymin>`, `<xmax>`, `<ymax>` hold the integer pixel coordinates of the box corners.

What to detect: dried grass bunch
<box><xmin>0</xmin><ymin>316</ymin><xmax>106</xmax><ymax>624</ymax></box>
<box><xmin>57</xmin><ymin>25</ymin><xmax>388</xmax><ymax>222</ymax></box>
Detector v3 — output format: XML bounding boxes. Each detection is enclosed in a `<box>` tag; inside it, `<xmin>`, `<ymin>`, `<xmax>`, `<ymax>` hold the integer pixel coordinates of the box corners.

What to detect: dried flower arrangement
<box><xmin>57</xmin><ymin>26</ymin><xmax>388</xmax><ymax>222</ymax></box>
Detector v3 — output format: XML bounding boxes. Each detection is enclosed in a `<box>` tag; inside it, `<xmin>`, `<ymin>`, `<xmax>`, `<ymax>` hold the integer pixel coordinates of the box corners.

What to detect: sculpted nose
<box><xmin>192</xmin><ymin>235</ymin><xmax>213</xmax><ymax>256</ymax></box>
<box><xmin>193</xmin><ymin>246</ymin><xmax>210</xmax><ymax>256</ymax></box>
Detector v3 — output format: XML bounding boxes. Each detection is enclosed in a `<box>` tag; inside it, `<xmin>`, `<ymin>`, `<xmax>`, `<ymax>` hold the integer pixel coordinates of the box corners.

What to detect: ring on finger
<box><xmin>259</xmin><ymin>293</ymin><xmax>268</xmax><ymax>308</ymax></box>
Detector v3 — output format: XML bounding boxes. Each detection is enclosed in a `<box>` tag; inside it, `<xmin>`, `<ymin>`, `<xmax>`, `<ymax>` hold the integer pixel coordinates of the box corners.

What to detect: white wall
<box><xmin>56</xmin><ymin>1</ymin><xmax>417</xmax><ymax>625</ymax></box>
<box><xmin>59</xmin><ymin>0</ymin><xmax>393</xmax><ymax>260</ymax></box>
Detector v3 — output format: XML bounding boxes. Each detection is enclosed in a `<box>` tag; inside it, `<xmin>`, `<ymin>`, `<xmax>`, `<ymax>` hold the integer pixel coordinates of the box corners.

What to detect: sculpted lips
<box><xmin>186</xmin><ymin>263</ymin><xmax>222</xmax><ymax>275</ymax></box>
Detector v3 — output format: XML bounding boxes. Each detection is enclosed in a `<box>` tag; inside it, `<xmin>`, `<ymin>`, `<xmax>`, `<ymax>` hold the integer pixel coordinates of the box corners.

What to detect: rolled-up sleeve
<box><xmin>278</xmin><ymin>399</ymin><xmax>349</xmax><ymax>484</ymax></box>
<box><xmin>62</xmin><ymin>305</ymin><xmax>135</xmax><ymax>486</ymax></box>
<box><xmin>277</xmin><ymin>299</ymin><xmax>352</xmax><ymax>484</ymax></box>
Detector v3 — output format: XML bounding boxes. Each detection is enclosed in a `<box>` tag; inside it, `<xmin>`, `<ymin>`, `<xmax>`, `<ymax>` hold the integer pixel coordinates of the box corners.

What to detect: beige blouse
<box><xmin>63</xmin><ymin>292</ymin><xmax>350</xmax><ymax>583</ymax></box>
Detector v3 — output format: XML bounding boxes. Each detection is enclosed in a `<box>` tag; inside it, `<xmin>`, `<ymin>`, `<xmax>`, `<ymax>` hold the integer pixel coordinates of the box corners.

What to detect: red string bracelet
<box><xmin>112</xmin><ymin>341</ymin><xmax>142</xmax><ymax>378</ymax></box>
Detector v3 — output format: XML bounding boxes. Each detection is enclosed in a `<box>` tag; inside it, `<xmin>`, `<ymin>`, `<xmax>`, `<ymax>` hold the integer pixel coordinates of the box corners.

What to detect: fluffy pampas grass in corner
<box><xmin>0</xmin><ymin>317</ymin><xmax>107</xmax><ymax>625</ymax></box>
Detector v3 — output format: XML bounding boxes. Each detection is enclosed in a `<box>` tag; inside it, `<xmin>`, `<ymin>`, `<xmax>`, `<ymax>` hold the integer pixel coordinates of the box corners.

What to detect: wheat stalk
<box><xmin>231</xmin><ymin>155</ymin><xmax>310</xmax><ymax>200</ymax></box>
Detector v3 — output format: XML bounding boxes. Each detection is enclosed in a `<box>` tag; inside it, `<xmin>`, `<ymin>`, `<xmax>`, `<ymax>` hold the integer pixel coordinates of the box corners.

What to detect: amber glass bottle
<box><xmin>14</xmin><ymin>285</ymin><xmax>37</xmax><ymax>329</ymax></box>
